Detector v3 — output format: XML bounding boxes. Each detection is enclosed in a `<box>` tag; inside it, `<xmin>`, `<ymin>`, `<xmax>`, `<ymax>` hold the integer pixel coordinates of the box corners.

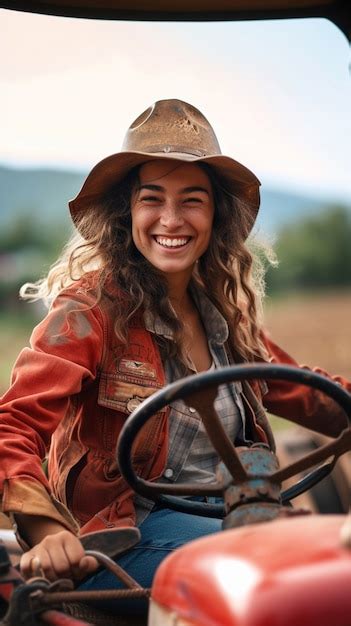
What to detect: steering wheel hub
<box><xmin>219</xmin><ymin>445</ymin><xmax>280</xmax><ymax>501</ymax></box>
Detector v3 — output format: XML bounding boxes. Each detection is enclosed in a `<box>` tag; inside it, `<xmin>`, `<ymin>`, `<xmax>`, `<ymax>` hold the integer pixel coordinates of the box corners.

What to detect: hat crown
<box><xmin>122</xmin><ymin>99</ymin><xmax>222</xmax><ymax>158</ymax></box>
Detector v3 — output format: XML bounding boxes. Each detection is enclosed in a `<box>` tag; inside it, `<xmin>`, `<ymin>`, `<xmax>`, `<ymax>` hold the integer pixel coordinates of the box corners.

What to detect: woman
<box><xmin>0</xmin><ymin>99</ymin><xmax>349</xmax><ymax>602</ymax></box>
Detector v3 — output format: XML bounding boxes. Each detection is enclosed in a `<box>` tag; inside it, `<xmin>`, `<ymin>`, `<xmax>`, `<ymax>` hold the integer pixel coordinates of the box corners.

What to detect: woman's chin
<box><xmin>158</xmin><ymin>264</ymin><xmax>196</xmax><ymax>283</ymax></box>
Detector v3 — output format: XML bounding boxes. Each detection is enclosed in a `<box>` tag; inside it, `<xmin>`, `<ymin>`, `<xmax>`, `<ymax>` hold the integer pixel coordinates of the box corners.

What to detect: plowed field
<box><xmin>264</xmin><ymin>291</ymin><xmax>351</xmax><ymax>379</ymax></box>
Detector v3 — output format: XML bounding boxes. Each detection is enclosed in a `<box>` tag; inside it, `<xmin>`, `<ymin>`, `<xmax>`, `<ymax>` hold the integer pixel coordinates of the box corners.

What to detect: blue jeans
<box><xmin>79</xmin><ymin>503</ymin><xmax>223</xmax><ymax>615</ymax></box>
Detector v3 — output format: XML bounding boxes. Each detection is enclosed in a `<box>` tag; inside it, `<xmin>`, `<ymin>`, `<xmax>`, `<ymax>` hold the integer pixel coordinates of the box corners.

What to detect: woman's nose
<box><xmin>159</xmin><ymin>202</ymin><xmax>184</xmax><ymax>228</ymax></box>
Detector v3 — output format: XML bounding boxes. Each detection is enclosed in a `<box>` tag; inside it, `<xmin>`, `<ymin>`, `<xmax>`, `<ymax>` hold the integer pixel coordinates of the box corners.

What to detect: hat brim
<box><xmin>69</xmin><ymin>150</ymin><xmax>261</xmax><ymax>230</ymax></box>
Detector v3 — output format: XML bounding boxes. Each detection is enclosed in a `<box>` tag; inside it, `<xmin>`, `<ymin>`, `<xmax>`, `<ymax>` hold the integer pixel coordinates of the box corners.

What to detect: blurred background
<box><xmin>1</xmin><ymin>10</ymin><xmax>350</xmax><ymax>392</ymax></box>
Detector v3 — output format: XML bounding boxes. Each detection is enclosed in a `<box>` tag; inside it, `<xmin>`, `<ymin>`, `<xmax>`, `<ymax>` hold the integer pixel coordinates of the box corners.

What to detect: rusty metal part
<box><xmin>217</xmin><ymin>447</ymin><xmax>281</xmax><ymax>514</ymax></box>
<box><xmin>271</xmin><ymin>428</ymin><xmax>351</xmax><ymax>484</ymax></box>
<box><xmin>186</xmin><ymin>388</ymin><xmax>248</xmax><ymax>482</ymax></box>
<box><xmin>0</xmin><ymin>572</ymin><xmax>82</xmax><ymax>625</ymax></box>
<box><xmin>35</xmin><ymin>588</ymin><xmax>150</xmax><ymax>607</ymax></box>
<box><xmin>36</xmin><ymin>550</ymin><xmax>148</xmax><ymax>608</ymax></box>
<box><xmin>1</xmin><ymin>577</ymin><xmax>52</xmax><ymax>626</ymax></box>
<box><xmin>83</xmin><ymin>550</ymin><xmax>142</xmax><ymax>590</ymax></box>
<box><xmin>223</xmin><ymin>502</ymin><xmax>282</xmax><ymax>529</ymax></box>
<box><xmin>1</xmin><ymin>559</ymin><xmax>148</xmax><ymax>624</ymax></box>
<box><xmin>62</xmin><ymin>601</ymin><xmax>146</xmax><ymax>626</ymax></box>
<box><xmin>0</xmin><ymin>542</ymin><xmax>148</xmax><ymax>625</ymax></box>
<box><xmin>223</xmin><ymin>501</ymin><xmax>312</xmax><ymax>529</ymax></box>
<box><xmin>277</xmin><ymin>506</ymin><xmax>312</xmax><ymax>518</ymax></box>
<box><xmin>80</xmin><ymin>528</ymin><xmax>140</xmax><ymax>560</ymax></box>
<box><xmin>1</xmin><ymin>570</ymin><xmax>148</xmax><ymax>626</ymax></box>
<box><xmin>275</xmin><ymin>429</ymin><xmax>351</xmax><ymax>514</ymax></box>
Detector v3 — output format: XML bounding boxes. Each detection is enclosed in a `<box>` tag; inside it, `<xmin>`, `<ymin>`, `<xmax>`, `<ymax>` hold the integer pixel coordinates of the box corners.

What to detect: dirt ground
<box><xmin>264</xmin><ymin>290</ymin><xmax>351</xmax><ymax>379</ymax></box>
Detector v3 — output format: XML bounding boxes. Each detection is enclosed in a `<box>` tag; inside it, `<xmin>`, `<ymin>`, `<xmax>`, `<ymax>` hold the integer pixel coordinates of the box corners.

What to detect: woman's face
<box><xmin>131</xmin><ymin>160</ymin><xmax>214</xmax><ymax>283</ymax></box>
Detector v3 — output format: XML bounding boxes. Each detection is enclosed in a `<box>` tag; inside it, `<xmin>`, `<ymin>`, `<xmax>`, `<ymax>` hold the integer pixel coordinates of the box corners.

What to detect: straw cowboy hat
<box><xmin>69</xmin><ymin>99</ymin><xmax>261</xmax><ymax>231</ymax></box>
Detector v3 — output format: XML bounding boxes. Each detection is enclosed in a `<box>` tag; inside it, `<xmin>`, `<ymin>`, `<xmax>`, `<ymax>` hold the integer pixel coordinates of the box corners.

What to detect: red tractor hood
<box><xmin>152</xmin><ymin>514</ymin><xmax>351</xmax><ymax>626</ymax></box>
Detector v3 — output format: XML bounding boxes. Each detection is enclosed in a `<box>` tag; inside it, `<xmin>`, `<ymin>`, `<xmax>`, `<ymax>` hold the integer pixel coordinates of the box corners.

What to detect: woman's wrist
<box><xmin>15</xmin><ymin>513</ymin><xmax>69</xmax><ymax>547</ymax></box>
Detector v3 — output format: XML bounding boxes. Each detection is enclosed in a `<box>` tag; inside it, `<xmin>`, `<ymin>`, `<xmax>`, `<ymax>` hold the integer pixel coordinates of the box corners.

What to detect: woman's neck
<box><xmin>170</xmin><ymin>292</ymin><xmax>195</xmax><ymax>319</ymax></box>
<box><xmin>165</xmin><ymin>271</ymin><xmax>194</xmax><ymax>316</ymax></box>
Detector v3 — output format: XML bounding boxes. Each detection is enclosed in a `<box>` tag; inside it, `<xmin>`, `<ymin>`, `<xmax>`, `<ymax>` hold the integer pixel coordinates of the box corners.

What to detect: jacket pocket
<box><xmin>98</xmin><ymin>369</ymin><xmax>163</xmax><ymax>415</ymax></box>
<box><xmin>97</xmin><ymin>366</ymin><xmax>168</xmax><ymax>467</ymax></box>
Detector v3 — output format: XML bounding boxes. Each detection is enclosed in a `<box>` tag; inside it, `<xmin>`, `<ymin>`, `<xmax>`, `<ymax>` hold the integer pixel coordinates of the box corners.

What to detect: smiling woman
<box><xmin>0</xmin><ymin>97</ymin><xmax>350</xmax><ymax>618</ymax></box>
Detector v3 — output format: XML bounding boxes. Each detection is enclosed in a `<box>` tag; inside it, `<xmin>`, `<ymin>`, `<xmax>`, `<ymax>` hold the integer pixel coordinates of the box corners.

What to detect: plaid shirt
<box><xmin>134</xmin><ymin>285</ymin><xmax>250</xmax><ymax>524</ymax></box>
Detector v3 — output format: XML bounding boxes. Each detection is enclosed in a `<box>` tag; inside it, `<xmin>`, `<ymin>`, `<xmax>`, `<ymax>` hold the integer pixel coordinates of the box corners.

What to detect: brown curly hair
<box><xmin>21</xmin><ymin>163</ymin><xmax>275</xmax><ymax>364</ymax></box>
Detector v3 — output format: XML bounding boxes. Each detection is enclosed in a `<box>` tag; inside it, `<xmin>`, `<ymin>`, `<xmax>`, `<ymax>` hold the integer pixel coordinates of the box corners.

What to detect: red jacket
<box><xmin>0</xmin><ymin>277</ymin><xmax>349</xmax><ymax>536</ymax></box>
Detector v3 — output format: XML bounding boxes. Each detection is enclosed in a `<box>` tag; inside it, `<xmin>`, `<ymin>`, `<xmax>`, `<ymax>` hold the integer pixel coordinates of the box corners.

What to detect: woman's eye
<box><xmin>140</xmin><ymin>195</ymin><xmax>161</xmax><ymax>203</ymax></box>
<box><xmin>184</xmin><ymin>197</ymin><xmax>202</xmax><ymax>204</ymax></box>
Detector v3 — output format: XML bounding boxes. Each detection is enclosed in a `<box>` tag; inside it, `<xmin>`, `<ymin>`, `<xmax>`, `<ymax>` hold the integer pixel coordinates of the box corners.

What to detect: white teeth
<box><xmin>155</xmin><ymin>237</ymin><xmax>189</xmax><ymax>248</ymax></box>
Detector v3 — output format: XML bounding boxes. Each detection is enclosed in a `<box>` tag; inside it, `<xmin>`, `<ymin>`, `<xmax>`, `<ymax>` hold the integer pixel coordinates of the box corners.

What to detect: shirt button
<box><xmin>189</xmin><ymin>407</ymin><xmax>196</xmax><ymax>414</ymax></box>
<box><xmin>164</xmin><ymin>468</ymin><xmax>174</xmax><ymax>479</ymax></box>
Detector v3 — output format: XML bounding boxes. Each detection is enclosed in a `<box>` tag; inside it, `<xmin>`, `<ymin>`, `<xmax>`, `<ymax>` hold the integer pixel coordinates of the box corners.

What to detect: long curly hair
<box><xmin>21</xmin><ymin>163</ymin><xmax>275</xmax><ymax>364</ymax></box>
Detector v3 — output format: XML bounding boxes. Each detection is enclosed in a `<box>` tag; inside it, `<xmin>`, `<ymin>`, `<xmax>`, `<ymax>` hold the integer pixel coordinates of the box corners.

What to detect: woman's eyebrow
<box><xmin>138</xmin><ymin>184</ymin><xmax>163</xmax><ymax>192</ymax></box>
<box><xmin>182</xmin><ymin>186</ymin><xmax>210</xmax><ymax>196</ymax></box>
<box><xmin>138</xmin><ymin>184</ymin><xmax>210</xmax><ymax>195</ymax></box>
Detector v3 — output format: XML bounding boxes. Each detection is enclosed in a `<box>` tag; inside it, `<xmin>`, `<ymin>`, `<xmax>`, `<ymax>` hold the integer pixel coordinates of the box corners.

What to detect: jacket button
<box><xmin>189</xmin><ymin>407</ymin><xmax>196</xmax><ymax>414</ymax></box>
<box><xmin>164</xmin><ymin>468</ymin><xmax>174</xmax><ymax>479</ymax></box>
<box><xmin>126</xmin><ymin>397</ymin><xmax>142</xmax><ymax>413</ymax></box>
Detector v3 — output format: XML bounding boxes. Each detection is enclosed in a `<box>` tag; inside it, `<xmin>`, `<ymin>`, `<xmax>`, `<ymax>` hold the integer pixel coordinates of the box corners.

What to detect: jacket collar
<box><xmin>143</xmin><ymin>282</ymin><xmax>228</xmax><ymax>345</ymax></box>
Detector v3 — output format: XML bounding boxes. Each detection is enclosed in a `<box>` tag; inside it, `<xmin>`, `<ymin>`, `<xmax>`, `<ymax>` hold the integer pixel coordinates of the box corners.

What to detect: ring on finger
<box><xmin>29</xmin><ymin>555</ymin><xmax>44</xmax><ymax>577</ymax></box>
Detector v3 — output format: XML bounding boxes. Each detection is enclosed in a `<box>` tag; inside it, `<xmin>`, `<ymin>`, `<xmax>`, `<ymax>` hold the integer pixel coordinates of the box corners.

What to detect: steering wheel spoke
<box><xmin>185</xmin><ymin>387</ymin><xmax>248</xmax><ymax>482</ymax></box>
<box><xmin>272</xmin><ymin>427</ymin><xmax>351</xmax><ymax>483</ymax></box>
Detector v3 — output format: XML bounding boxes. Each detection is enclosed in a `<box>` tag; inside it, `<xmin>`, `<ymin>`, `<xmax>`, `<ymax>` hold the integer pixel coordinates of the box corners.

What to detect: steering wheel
<box><xmin>117</xmin><ymin>364</ymin><xmax>351</xmax><ymax>517</ymax></box>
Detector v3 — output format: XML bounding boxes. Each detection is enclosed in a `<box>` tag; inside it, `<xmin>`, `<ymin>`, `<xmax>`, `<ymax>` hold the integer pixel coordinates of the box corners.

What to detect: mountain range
<box><xmin>1</xmin><ymin>164</ymin><xmax>349</xmax><ymax>238</ymax></box>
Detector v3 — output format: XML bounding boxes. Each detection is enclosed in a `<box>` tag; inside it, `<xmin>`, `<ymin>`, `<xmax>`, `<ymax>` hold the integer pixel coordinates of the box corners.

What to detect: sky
<box><xmin>1</xmin><ymin>9</ymin><xmax>350</xmax><ymax>202</ymax></box>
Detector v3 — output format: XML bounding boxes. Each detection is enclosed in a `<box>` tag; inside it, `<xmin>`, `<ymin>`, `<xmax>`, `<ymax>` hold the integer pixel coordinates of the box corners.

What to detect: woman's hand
<box><xmin>16</xmin><ymin>514</ymin><xmax>99</xmax><ymax>582</ymax></box>
<box><xmin>20</xmin><ymin>529</ymin><xmax>98</xmax><ymax>581</ymax></box>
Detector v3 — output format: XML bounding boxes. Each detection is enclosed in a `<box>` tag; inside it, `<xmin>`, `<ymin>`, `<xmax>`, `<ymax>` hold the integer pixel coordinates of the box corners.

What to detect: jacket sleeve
<box><xmin>261</xmin><ymin>331</ymin><xmax>350</xmax><ymax>437</ymax></box>
<box><xmin>0</xmin><ymin>287</ymin><xmax>104</xmax><ymax>533</ymax></box>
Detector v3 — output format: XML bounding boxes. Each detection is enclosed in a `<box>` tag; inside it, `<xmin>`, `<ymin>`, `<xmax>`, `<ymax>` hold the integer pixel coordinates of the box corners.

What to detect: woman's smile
<box><xmin>153</xmin><ymin>235</ymin><xmax>192</xmax><ymax>249</ymax></box>
<box><xmin>131</xmin><ymin>160</ymin><xmax>214</xmax><ymax>285</ymax></box>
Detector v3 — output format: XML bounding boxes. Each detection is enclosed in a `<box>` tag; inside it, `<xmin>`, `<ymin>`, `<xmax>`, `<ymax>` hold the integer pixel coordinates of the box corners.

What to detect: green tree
<box><xmin>266</xmin><ymin>205</ymin><xmax>351</xmax><ymax>292</ymax></box>
<box><xmin>0</xmin><ymin>214</ymin><xmax>69</xmax><ymax>256</ymax></box>
<box><xmin>0</xmin><ymin>215</ymin><xmax>70</xmax><ymax>312</ymax></box>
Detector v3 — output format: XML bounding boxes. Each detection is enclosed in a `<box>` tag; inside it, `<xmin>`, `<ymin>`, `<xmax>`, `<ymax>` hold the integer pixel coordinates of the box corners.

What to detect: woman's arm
<box><xmin>261</xmin><ymin>331</ymin><xmax>350</xmax><ymax>437</ymax></box>
<box><xmin>0</xmin><ymin>285</ymin><xmax>104</xmax><ymax>541</ymax></box>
